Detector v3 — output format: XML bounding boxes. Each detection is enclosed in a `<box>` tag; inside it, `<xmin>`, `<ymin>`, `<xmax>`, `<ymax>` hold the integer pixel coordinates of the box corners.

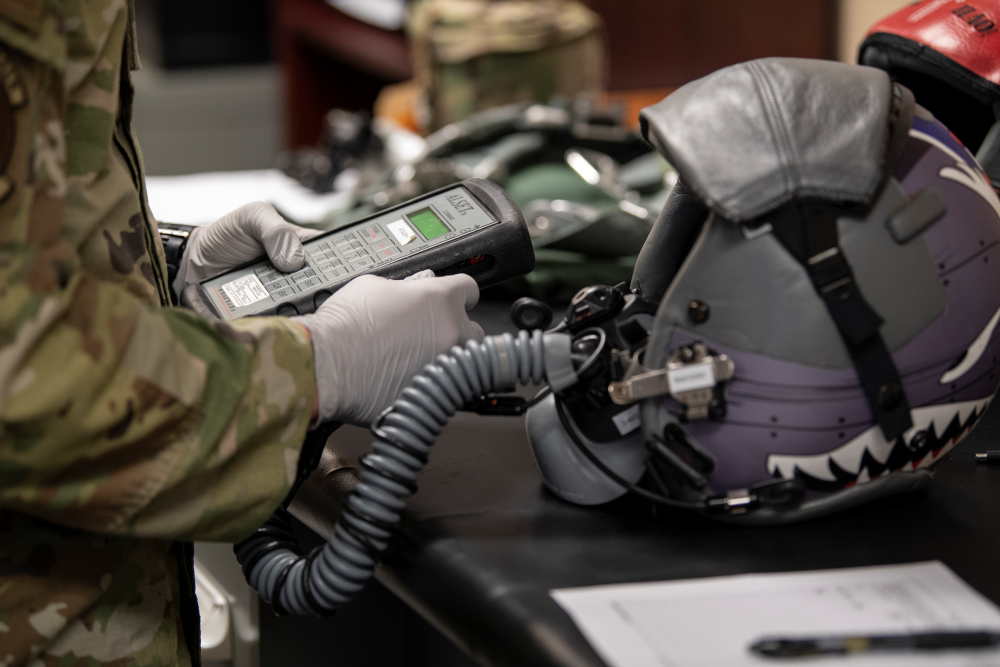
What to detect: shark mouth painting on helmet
<box><xmin>767</xmin><ymin>396</ymin><xmax>992</xmax><ymax>491</ymax></box>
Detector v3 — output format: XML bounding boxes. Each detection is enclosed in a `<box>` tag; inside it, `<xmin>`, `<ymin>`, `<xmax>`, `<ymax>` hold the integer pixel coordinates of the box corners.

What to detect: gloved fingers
<box><xmin>242</xmin><ymin>202</ymin><xmax>311</xmax><ymax>273</ymax></box>
<box><xmin>403</xmin><ymin>268</ymin><xmax>436</xmax><ymax>282</ymax></box>
<box><xmin>431</xmin><ymin>273</ymin><xmax>480</xmax><ymax>310</ymax></box>
<box><xmin>463</xmin><ymin>318</ymin><xmax>486</xmax><ymax>342</ymax></box>
<box><xmin>308</xmin><ymin>274</ymin><xmax>384</xmax><ymax>315</ymax></box>
<box><xmin>336</xmin><ymin>273</ymin><xmax>385</xmax><ymax>298</ymax></box>
<box><xmin>293</xmin><ymin>226</ymin><xmax>326</xmax><ymax>243</ymax></box>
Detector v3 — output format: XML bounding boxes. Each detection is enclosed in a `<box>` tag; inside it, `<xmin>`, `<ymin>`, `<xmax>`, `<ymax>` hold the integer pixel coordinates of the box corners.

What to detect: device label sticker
<box><xmin>221</xmin><ymin>274</ymin><xmax>269</xmax><ymax>307</ymax></box>
<box><xmin>387</xmin><ymin>220</ymin><xmax>417</xmax><ymax>245</ymax></box>
<box><xmin>612</xmin><ymin>405</ymin><xmax>641</xmax><ymax>436</ymax></box>
<box><xmin>667</xmin><ymin>363</ymin><xmax>716</xmax><ymax>394</ymax></box>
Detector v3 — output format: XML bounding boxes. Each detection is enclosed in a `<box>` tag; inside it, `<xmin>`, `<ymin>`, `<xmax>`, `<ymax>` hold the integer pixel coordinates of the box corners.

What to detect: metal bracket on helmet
<box><xmin>705</xmin><ymin>488</ymin><xmax>755</xmax><ymax>515</ymax></box>
<box><xmin>704</xmin><ymin>478</ymin><xmax>808</xmax><ymax>516</ymax></box>
<box><xmin>608</xmin><ymin>343</ymin><xmax>734</xmax><ymax>420</ymax></box>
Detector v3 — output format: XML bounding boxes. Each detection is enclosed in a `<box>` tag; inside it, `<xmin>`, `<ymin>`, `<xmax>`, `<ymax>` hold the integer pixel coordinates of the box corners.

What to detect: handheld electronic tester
<box><xmin>179</xmin><ymin>178</ymin><xmax>534</xmax><ymax>320</ymax></box>
<box><xmin>176</xmin><ymin>179</ymin><xmax>537</xmax><ymax>619</ymax></box>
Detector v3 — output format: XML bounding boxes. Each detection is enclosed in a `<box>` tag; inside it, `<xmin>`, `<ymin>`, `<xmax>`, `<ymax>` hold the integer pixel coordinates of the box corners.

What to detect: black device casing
<box><xmin>180</xmin><ymin>178</ymin><xmax>534</xmax><ymax>320</ymax></box>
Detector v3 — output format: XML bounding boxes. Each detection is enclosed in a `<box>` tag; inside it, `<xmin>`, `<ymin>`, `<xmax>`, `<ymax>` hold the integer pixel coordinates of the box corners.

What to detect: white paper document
<box><xmin>551</xmin><ymin>562</ymin><xmax>1000</xmax><ymax>667</ymax></box>
<box><xmin>145</xmin><ymin>170</ymin><xmax>351</xmax><ymax>226</ymax></box>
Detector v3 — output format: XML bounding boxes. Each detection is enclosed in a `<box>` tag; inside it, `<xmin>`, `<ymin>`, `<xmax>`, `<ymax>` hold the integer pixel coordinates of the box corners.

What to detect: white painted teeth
<box><xmin>957</xmin><ymin>398</ymin><xmax>989</xmax><ymax>426</ymax></box>
<box><xmin>790</xmin><ymin>456</ymin><xmax>837</xmax><ymax>482</ymax></box>
<box><xmin>767</xmin><ymin>459</ymin><xmax>796</xmax><ymax>479</ymax></box>
<box><xmin>765</xmin><ymin>396</ymin><xmax>993</xmax><ymax>485</ymax></box>
<box><xmin>829</xmin><ymin>437</ymin><xmax>869</xmax><ymax>474</ymax></box>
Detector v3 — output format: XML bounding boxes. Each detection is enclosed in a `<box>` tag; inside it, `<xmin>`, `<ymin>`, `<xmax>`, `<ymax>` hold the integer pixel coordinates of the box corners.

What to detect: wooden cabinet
<box><xmin>273</xmin><ymin>0</ymin><xmax>411</xmax><ymax>147</ymax></box>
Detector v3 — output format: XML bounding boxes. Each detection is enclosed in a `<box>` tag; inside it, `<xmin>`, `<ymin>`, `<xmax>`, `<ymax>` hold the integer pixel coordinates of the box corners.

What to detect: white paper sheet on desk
<box><xmin>145</xmin><ymin>170</ymin><xmax>351</xmax><ymax>226</ymax></box>
<box><xmin>551</xmin><ymin>562</ymin><xmax>1000</xmax><ymax>667</ymax></box>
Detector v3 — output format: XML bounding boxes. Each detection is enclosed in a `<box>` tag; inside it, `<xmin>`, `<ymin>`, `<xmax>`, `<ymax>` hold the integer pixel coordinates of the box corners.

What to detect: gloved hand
<box><xmin>173</xmin><ymin>202</ymin><xmax>322</xmax><ymax>296</ymax></box>
<box><xmin>293</xmin><ymin>270</ymin><xmax>485</xmax><ymax>426</ymax></box>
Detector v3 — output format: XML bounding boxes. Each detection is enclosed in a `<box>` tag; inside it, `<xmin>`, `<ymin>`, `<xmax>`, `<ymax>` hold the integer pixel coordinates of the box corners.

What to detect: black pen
<box><xmin>751</xmin><ymin>631</ymin><xmax>1000</xmax><ymax>658</ymax></box>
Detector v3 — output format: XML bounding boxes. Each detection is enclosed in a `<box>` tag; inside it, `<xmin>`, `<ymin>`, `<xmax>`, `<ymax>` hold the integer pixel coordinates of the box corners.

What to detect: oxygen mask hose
<box><xmin>236</xmin><ymin>329</ymin><xmax>559</xmax><ymax>616</ymax></box>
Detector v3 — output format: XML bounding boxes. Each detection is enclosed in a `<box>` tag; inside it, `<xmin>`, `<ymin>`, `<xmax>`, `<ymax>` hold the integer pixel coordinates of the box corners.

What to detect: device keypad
<box><xmin>359</xmin><ymin>225</ymin><xmax>388</xmax><ymax>244</ymax></box>
<box><xmin>204</xmin><ymin>186</ymin><xmax>499</xmax><ymax>320</ymax></box>
<box><xmin>234</xmin><ymin>224</ymin><xmax>405</xmax><ymax>305</ymax></box>
<box><xmin>290</xmin><ymin>268</ymin><xmax>316</xmax><ymax>282</ymax></box>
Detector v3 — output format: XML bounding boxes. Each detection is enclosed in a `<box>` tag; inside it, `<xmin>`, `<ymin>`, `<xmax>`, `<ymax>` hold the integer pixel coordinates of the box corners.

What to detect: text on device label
<box><xmin>611</xmin><ymin>405</ymin><xmax>642</xmax><ymax>436</ymax></box>
<box><xmin>388</xmin><ymin>220</ymin><xmax>417</xmax><ymax>245</ymax></box>
<box><xmin>222</xmin><ymin>274</ymin><xmax>269</xmax><ymax>307</ymax></box>
<box><xmin>667</xmin><ymin>363</ymin><xmax>716</xmax><ymax>394</ymax></box>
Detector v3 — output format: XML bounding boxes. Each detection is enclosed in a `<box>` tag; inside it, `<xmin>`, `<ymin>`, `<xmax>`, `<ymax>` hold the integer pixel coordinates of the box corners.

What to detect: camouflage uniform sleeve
<box><xmin>0</xmin><ymin>5</ymin><xmax>317</xmax><ymax>544</ymax></box>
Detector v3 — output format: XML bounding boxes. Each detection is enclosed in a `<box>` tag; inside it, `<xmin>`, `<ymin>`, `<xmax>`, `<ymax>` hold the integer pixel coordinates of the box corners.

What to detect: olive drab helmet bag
<box><xmin>530</xmin><ymin>58</ymin><xmax>1000</xmax><ymax>523</ymax></box>
<box><xmin>407</xmin><ymin>0</ymin><xmax>605</xmax><ymax>132</ymax></box>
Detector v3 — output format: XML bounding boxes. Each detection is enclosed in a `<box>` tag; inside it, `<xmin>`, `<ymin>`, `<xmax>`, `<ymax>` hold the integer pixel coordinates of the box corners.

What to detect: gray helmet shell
<box><xmin>636</xmin><ymin>59</ymin><xmax>1000</xmax><ymax>512</ymax></box>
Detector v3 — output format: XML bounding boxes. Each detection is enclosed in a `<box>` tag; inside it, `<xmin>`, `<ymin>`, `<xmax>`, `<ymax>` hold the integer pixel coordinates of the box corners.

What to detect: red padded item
<box><xmin>867</xmin><ymin>0</ymin><xmax>1000</xmax><ymax>85</ymax></box>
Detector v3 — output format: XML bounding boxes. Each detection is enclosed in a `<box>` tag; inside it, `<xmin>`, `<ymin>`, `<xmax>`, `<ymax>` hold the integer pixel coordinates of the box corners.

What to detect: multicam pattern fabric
<box><xmin>0</xmin><ymin>1</ymin><xmax>317</xmax><ymax>665</ymax></box>
<box><xmin>408</xmin><ymin>0</ymin><xmax>605</xmax><ymax>130</ymax></box>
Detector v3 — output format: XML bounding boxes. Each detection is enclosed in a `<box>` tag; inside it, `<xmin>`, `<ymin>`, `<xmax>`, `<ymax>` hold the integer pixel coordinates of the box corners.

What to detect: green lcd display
<box><xmin>407</xmin><ymin>207</ymin><xmax>451</xmax><ymax>240</ymax></box>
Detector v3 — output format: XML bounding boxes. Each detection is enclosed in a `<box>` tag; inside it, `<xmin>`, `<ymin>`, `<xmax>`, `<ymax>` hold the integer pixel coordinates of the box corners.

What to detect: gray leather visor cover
<box><xmin>640</xmin><ymin>58</ymin><xmax>893</xmax><ymax>222</ymax></box>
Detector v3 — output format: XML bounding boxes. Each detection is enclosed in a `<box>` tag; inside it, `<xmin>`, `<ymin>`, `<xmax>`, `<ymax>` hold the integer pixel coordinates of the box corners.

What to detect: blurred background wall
<box><xmin>838</xmin><ymin>0</ymin><xmax>913</xmax><ymax>62</ymax></box>
<box><xmin>130</xmin><ymin>0</ymin><xmax>916</xmax><ymax>176</ymax></box>
<box><xmin>132</xmin><ymin>0</ymin><xmax>280</xmax><ymax>175</ymax></box>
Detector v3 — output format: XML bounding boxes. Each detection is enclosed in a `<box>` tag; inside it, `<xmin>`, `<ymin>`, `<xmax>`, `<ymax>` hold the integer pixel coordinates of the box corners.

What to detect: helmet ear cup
<box><xmin>630</xmin><ymin>178</ymin><xmax>709</xmax><ymax>302</ymax></box>
<box><xmin>525</xmin><ymin>394</ymin><xmax>646</xmax><ymax>505</ymax></box>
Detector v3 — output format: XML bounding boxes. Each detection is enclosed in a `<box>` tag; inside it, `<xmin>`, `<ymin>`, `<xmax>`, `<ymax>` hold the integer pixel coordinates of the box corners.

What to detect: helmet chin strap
<box><xmin>975</xmin><ymin>104</ymin><xmax>1000</xmax><ymax>190</ymax></box>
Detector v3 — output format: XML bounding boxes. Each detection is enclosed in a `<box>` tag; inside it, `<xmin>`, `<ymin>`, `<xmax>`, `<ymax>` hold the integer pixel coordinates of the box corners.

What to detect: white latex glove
<box><xmin>173</xmin><ymin>202</ymin><xmax>323</xmax><ymax>295</ymax></box>
<box><xmin>293</xmin><ymin>270</ymin><xmax>485</xmax><ymax>426</ymax></box>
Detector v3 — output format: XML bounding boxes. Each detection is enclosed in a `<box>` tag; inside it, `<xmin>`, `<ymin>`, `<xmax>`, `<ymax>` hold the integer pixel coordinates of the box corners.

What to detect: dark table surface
<box><xmin>290</xmin><ymin>301</ymin><xmax>1000</xmax><ymax>667</ymax></box>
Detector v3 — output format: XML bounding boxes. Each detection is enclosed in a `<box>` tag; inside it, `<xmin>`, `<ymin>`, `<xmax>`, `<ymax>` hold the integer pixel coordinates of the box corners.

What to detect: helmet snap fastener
<box><xmin>878</xmin><ymin>383</ymin><xmax>903</xmax><ymax>411</ymax></box>
<box><xmin>688</xmin><ymin>300</ymin><xmax>710</xmax><ymax>324</ymax></box>
<box><xmin>906</xmin><ymin>429</ymin><xmax>929</xmax><ymax>452</ymax></box>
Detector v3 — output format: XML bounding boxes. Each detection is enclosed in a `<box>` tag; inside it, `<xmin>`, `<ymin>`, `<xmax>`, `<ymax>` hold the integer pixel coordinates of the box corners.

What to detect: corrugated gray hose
<box><xmin>236</xmin><ymin>330</ymin><xmax>556</xmax><ymax>616</ymax></box>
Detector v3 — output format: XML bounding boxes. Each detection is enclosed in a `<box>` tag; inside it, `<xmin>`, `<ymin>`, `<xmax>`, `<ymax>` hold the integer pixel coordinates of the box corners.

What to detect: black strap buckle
<box><xmin>772</xmin><ymin>204</ymin><xmax>913</xmax><ymax>442</ymax></box>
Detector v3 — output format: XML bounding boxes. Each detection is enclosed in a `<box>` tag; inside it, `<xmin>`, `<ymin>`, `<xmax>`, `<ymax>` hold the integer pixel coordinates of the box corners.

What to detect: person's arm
<box><xmin>0</xmin><ymin>5</ymin><xmax>485</xmax><ymax>546</ymax></box>
<box><xmin>0</xmin><ymin>15</ymin><xmax>316</xmax><ymax>543</ymax></box>
<box><xmin>0</xmin><ymin>267</ymin><xmax>318</xmax><ymax>542</ymax></box>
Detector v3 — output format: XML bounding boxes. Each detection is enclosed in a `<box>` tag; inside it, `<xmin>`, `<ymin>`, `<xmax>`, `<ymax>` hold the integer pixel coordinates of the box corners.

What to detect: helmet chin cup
<box><xmin>526</xmin><ymin>393</ymin><xmax>646</xmax><ymax>505</ymax></box>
